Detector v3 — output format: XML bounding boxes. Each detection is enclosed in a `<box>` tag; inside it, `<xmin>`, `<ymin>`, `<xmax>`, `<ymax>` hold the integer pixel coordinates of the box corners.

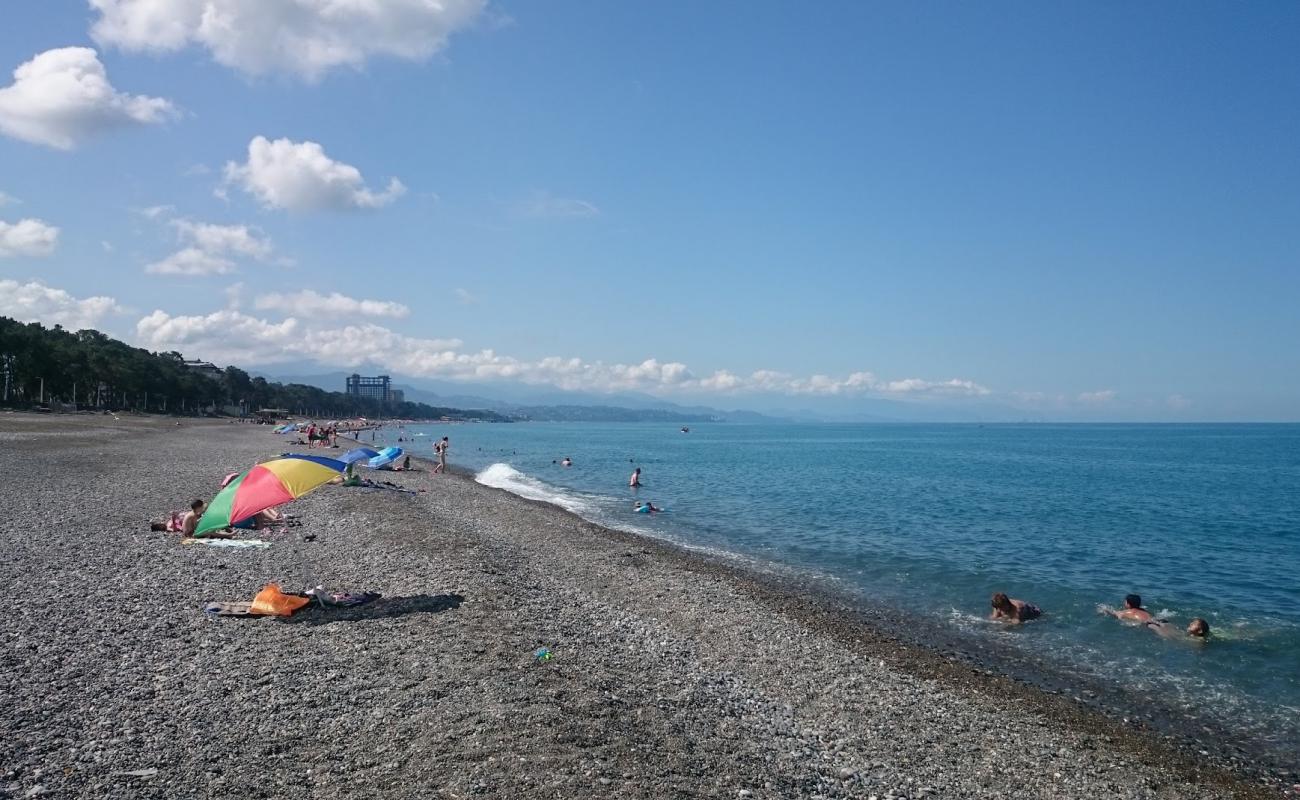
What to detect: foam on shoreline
<box><xmin>0</xmin><ymin>415</ymin><xmax>1285</xmax><ymax>799</ymax></box>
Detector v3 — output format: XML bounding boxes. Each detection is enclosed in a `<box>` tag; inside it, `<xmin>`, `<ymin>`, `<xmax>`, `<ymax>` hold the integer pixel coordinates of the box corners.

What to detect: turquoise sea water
<box><xmin>393</xmin><ymin>422</ymin><xmax>1300</xmax><ymax>769</ymax></box>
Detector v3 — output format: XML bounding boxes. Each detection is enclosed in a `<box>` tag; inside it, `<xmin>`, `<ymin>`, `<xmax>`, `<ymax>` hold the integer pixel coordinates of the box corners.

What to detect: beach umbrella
<box><xmin>339</xmin><ymin>447</ymin><xmax>380</xmax><ymax>466</ymax></box>
<box><xmin>195</xmin><ymin>454</ymin><xmax>346</xmax><ymax>536</ymax></box>
<box><xmin>367</xmin><ymin>446</ymin><xmax>403</xmax><ymax>469</ymax></box>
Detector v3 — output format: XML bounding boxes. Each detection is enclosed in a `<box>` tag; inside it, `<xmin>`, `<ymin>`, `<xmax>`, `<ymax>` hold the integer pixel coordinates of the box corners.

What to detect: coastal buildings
<box><xmin>345</xmin><ymin>374</ymin><xmax>399</xmax><ymax>406</ymax></box>
<box><xmin>182</xmin><ymin>360</ymin><xmax>224</xmax><ymax>380</ymax></box>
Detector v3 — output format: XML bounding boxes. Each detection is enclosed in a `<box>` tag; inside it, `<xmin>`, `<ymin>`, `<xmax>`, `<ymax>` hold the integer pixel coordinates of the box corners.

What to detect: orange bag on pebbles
<box><xmin>249</xmin><ymin>584</ymin><xmax>311</xmax><ymax>617</ymax></box>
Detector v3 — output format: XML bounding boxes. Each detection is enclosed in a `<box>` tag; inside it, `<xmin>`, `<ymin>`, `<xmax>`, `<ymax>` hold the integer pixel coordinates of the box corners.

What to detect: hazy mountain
<box><xmin>260</xmin><ymin>369</ymin><xmax>1034</xmax><ymax>423</ymax></box>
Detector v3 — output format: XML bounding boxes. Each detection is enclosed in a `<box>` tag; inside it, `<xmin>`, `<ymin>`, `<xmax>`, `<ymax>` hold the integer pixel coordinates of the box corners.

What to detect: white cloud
<box><xmin>134</xmin><ymin>307</ymin><xmax>992</xmax><ymax>400</ymax></box>
<box><xmin>1076</xmin><ymin>390</ymin><xmax>1117</xmax><ymax>405</ymax></box>
<box><xmin>454</xmin><ymin>288</ymin><xmax>477</xmax><ymax>305</ymax></box>
<box><xmin>0</xmin><ymin>47</ymin><xmax>174</xmax><ymax>150</ymax></box>
<box><xmin>101</xmin><ymin>240</ymin><xmax>114</xmax><ymax>252</ymax></box>
<box><xmin>172</xmin><ymin>219</ymin><xmax>271</xmax><ymax>259</ymax></box>
<box><xmin>145</xmin><ymin>218</ymin><xmax>274</xmax><ymax>276</ymax></box>
<box><xmin>521</xmin><ymin>190</ymin><xmax>599</xmax><ymax>219</ymax></box>
<box><xmin>90</xmin><ymin>0</ymin><xmax>486</xmax><ymax>81</ymax></box>
<box><xmin>145</xmin><ymin>247</ymin><xmax>236</xmax><ymax>276</ymax></box>
<box><xmin>135</xmin><ymin>204</ymin><xmax>175</xmax><ymax>219</ymax></box>
<box><xmin>0</xmin><ymin>218</ymin><xmax>60</xmax><ymax>258</ymax></box>
<box><xmin>1166</xmin><ymin>393</ymin><xmax>1191</xmax><ymax>411</ymax></box>
<box><xmin>0</xmin><ymin>191</ymin><xmax>19</xmax><ymax>206</ymax></box>
<box><xmin>0</xmin><ymin>279</ymin><xmax>124</xmax><ymax>329</ymax></box>
<box><xmin>223</xmin><ymin>136</ymin><xmax>405</xmax><ymax>211</ymax></box>
<box><xmin>254</xmin><ymin>289</ymin><xmax>410</xmax><ymax>319</ymax></box>
<box><xmin>136</xmin><ymin>308</ymin><xmax>301</xmax><ymax>363</ymax></box>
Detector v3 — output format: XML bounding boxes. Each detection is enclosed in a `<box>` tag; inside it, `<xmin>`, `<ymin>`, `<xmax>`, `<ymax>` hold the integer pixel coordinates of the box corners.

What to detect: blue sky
<box><xmin>1</xmin><ymin>1</ymin><xmax>1298</xmax><ymax>420</ymax></box>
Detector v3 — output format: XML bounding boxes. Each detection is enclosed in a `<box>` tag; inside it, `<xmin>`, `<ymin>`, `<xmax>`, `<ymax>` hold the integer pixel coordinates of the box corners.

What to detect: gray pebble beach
<box><xmin>0</xmin><ymin>415</ymin><xmax>1281</xmax><ymax>799</ymax></box>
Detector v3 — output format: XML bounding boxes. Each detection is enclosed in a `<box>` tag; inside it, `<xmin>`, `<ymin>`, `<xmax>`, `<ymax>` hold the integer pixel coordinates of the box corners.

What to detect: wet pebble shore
<box><xmin>0</xmin><ymin>415</ymin><xmax>1280</xmax><ymax>799</ymax></box>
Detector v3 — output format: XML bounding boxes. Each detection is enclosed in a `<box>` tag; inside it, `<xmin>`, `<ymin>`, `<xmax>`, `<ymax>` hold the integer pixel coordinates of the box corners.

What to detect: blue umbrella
<box><xmin>367</xmin><ymin>446</ymin><xmax>403</xmax><ymax>469</ymax></box>
<box><xmin>339</xmin><ymin>447</ymin><xmax>380</xmax><ymax>466</ymax></box>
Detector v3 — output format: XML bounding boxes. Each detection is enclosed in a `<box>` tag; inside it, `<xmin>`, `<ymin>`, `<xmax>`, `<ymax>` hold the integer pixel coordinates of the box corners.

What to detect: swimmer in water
<box><xmin>1145</xmin><ymin>617</ymin><xmax>1211</xmax><ymax>640</ymax></box>
<box><xmin>629</xmin><ymin>467</ymin><xmax>642</xmax><ymax>487</ymax></box>
<box><xmin>562</xmin><ymin>457</ymin><xmax>572</xmax><ymax>467</ymax></box>
<box><xmin>1099</xmin><ymin>593</ymin><xmax>1154</xmax><ymax>623</ymax></box>
<box><xmin>635</xmin><ymin>501</ymin><xmax>660</xmax><ymax>513</ymax></box>
<box><xmin>989</xmin><ymin>592</ymin><xmax>1042</xmax><ymax>624</ymax></box>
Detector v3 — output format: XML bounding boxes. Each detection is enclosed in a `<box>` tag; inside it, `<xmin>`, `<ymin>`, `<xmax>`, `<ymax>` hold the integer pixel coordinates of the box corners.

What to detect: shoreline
<box><xmin>377</xmin><ymin>431</ymin><xmax>1294</xmax><ymax>795</ymax></box>
<box><xmin>0</xmin><ymin>413</ymin><xmax>1288</xmax><ymax>798</ymax></box>
<box><xmin>454</xmin><ymin>467</ymin><xmax>1292</xmax><ymax>793</ymax></box>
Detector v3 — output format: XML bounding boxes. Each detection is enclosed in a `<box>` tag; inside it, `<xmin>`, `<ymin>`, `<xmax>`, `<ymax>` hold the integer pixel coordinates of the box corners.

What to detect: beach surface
<box><xmin>0</xmin><ymin>415</ymin><xmax>1283</xmax><ymax>799</ymax></box>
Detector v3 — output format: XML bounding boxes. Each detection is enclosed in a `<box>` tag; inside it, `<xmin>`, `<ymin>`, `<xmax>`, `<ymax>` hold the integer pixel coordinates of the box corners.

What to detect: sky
<box><xmin>1</xmin><ymin>1</ymin><xmax>1298</xmax><ymax>421</ymax></box>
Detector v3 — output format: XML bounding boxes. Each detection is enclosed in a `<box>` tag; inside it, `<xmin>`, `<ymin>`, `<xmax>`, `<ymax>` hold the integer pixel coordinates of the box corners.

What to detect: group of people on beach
<box><xmin>989</xmin><ymin>591</ymin><xmax>1211</xmax><ymax>641</ymax></box>
<box><xmin>303</xmin><ymin>423</ymin><xmax>338</xmax><ymax>448</ymax></box>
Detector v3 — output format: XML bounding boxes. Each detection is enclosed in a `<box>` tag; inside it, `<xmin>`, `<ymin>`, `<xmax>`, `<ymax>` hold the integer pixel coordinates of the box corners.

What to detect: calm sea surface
<box><xmin>393</xmin><ymin>422</ymin><xmax>1300</xmax><ymax>767</ymax></box>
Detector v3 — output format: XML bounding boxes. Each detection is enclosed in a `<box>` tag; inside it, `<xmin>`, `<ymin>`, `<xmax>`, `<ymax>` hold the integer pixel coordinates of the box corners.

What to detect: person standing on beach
<box><xmin>433</xmin><ymin>436</ymin><xmax>449</xmax><ymax>474</ymax></box>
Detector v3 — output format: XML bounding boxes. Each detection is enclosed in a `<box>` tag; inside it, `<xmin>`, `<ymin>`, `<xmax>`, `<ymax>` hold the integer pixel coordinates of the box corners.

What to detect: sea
<box><xmin>391</xmin><ymin>421</ymin><xmax>1300</xmax><ymax>772</ymax></box>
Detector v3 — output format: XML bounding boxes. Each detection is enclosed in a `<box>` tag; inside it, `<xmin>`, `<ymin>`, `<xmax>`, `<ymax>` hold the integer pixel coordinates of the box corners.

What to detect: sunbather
<box><xmin>184</xmin><ymin>499</ymin><xmax>235</xmax><ymax>540</ymax></box>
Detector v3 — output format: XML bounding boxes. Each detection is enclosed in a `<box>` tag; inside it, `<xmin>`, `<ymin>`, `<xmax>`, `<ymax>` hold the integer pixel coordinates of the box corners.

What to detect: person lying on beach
<box><xmin>989</xmin><ymin>592</ymin><xmax>1042</xmax><ymax>623</ymax></box>
<box><xmin>182</xmin><ymin>500</ymin><xmax>235</xmax><ymax>540</ymax></box>
<box><xmin>1099</xmin><ymin>594</ymin><xmax>1154</xmax><ymax>623</ymax></box>
<box><xmin>629</xmin><ymin>467</ymin><xmax>642</xmax><ymax>487</ymax></box>
<box><xmin>1145</xmin><ymin>617</ymin><xmax>1211</xmax><ymax>640</ymax></box>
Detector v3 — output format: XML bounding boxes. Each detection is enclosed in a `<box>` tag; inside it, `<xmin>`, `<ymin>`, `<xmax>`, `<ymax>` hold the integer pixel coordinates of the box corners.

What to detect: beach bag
<box><xmin>249</xmin><ymin>584</ymin><xmax>311</xmax><ymax>617</ymax></box>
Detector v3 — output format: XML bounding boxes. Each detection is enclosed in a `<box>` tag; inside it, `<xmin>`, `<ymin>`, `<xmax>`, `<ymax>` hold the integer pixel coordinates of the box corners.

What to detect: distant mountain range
<box><xmin>259</xmin><ymin>369</ymin><xmax>1043</xmax><ymax>423</ymax></box>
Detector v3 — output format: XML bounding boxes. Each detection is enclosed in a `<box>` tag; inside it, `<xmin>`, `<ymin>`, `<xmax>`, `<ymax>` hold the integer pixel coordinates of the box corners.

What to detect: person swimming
<box><xmin>989</xmin><ymin>592</ymin><xmax>1042</xmax><ymax>623</ymax></box>
<box><xmin>635</xmin><ymin>501</ymin><xmax>660</xmax><ymax>513</ymax></box>
<box><xmin>561</xmin><ymin>457</ymin><xmax>572</xmax><ymax>467</ymax></box>
<box><xmin>1145</xmin><ymin>617</ymin><xmax>1211</xmax><ymax>640</ymax></box>
<box><xmin>1099</xmin><ymin>593</ymin><xmax>1154</xmax><ymax>623</ymax></box>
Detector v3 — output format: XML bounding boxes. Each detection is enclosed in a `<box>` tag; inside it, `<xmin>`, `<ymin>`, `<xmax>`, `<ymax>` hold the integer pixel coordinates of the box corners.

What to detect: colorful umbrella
<box><xmin>195</xmin><ymin>454</ymin><xmax>345</xmax><ymax>536</ymax></box>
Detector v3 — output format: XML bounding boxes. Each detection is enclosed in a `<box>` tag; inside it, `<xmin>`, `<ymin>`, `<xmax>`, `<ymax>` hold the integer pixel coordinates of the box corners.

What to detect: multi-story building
<box><xmin>183</xmin><ymin>360</ymin><xmax>224</xmax><ymax>380</ymax></box>
<box><xmin>345</xmin><ymin>374</ymin><xmax>394</xmax><ymax>406</ymax></box>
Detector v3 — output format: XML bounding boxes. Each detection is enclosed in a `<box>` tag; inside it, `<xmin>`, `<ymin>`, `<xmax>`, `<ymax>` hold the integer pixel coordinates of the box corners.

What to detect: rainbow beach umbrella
<box><xmin>195</xmin><ymin>454</ymin><xmax>345</xmax><ymax>536</ymax></box>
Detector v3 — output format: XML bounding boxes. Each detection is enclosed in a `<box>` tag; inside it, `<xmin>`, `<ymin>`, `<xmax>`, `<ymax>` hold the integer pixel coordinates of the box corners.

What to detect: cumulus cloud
<box><xmin>254</xmin><ymin>290</ymin><xmax>410</xmax><ymax>319</ymax></box>
<box><xmin>0</xmin><ymin>191</ymin><xmax>19</xmax><ymax>206</ymax></box>
<box><xmin>0</xmin><ymin>47</ymin><xmax>174</xmax><ymax>150</ymax></box>
<box><xmin>90</xmin><ymin>0</ymin><xmax>486</xmax><ymax>81</ymax></box>
<box><xmin>521</xmin><ymin>190</ymin><xmax>600</xmax><ymax>219</ymax></box>
<box><xmin>145</xmin><ymin>247</ymin><xmax>236</xmax><ymax>276</ymax></box>
<box><xmin>172</xmin><ymin>219</ymin><xmax>271</xmax><ymax>259</ymax></box>
<box><xmin>145</xmin><ymin>218</ymin><xmax>273</xmax><ymax>276</ymax></box>
<box><xmin>223</xmin><ymin>136</ymin><xmax>405</xmax><ymax>211</ymax></box>
<box><xmin>0</xmin><ymin>218</ymin><xmax>60</xmax><ymax>258</ymax></box>
<box><xmin>133</xmin><ymin>307</ymin><xmax>992</xmax><ymax>400</ymax></box>
<box><xmin>0</xmin><ymin>279</ymin><xmax>124</xmax><ymax>329</ymax></box>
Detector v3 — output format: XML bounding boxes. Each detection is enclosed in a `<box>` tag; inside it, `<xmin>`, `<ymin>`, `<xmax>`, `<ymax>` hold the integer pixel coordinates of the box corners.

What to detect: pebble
<box><xmin>0</xmin><ymin>417</ymin><xmax>1272</xmax><ymax>800</ymax></box>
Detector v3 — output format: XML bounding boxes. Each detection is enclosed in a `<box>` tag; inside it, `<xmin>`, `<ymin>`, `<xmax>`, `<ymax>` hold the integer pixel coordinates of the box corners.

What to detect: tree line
<box><xmin>0</xmin><ymin>317</ymin><xmax>507</xmax><ymax>421</ymax></box>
